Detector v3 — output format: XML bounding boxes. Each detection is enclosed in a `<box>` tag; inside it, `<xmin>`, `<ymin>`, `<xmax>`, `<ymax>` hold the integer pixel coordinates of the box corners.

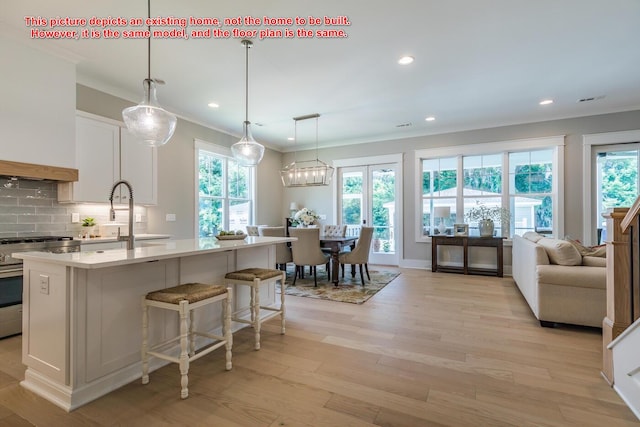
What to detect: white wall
<box><xmin>0</xmin><ymin>35</ymin><xmax>75</xmax><ymax>168</ymax></box>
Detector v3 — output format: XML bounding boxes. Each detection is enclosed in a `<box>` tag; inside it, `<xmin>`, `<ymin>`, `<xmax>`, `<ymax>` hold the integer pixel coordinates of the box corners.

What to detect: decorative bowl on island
<box><xmin>214</xmin><ymin>231</ymin><xmax>247</xmax><ymax>240</ymax></box>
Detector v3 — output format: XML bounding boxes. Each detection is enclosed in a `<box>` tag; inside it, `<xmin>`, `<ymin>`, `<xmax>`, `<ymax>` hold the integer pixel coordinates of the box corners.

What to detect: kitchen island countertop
<box><xmin>14</xmin><ymin>236</ymin><xmax>293</xmax><ymax>269</ymax></box>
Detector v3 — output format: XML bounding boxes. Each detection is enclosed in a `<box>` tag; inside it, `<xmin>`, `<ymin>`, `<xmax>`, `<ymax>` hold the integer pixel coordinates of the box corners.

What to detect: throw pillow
<box><xmin>522</xmin><ymin>231</ymin><xmax>544</xmax><ymax>243</ymax></box>
<box><xmin>537</xmin><ymin>237</ymin><xmax>583</xmax><ymax>266</ymax></box>
<box><xmin>564</xmin><ymin>237</ymin><xmax>606</xmax><ymax>258</ymax></box>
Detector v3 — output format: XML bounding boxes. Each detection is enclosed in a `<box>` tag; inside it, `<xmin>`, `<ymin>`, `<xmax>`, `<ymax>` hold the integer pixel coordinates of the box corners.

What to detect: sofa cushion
<box><xmin>537</xmin><ymin>237</ymin><xmax>582</xmax><ymax>266</ymax></box>
<box><xmin>582</xmin><ymin>256</ymin><xmax>607</xmax><ymax>267</ymax></box>
<box><xmin>537</xmin><ymin>265</ymin><xmax>606</xmax><ymax>290</ymax></box>
<box><xmin>522</xmin><ymin>231</ymin><xmax>544</xmax><ymax>243</ymax></box>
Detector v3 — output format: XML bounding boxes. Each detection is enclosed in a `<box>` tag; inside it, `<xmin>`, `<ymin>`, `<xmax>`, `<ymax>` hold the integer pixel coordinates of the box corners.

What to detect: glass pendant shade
<box><xmin>231</xmin><ymin>120</ymin><xmax>265</xmax><ymax>166</ymax></box>
<box><xmin>232</xmin><ymin>39</ymin><xmax>264</xmax><ymax>167</ymax></box>
<box><xmin>122</xmin><ymin>79</ymin><xmax>177</xmax><ymax>147</ymax></box>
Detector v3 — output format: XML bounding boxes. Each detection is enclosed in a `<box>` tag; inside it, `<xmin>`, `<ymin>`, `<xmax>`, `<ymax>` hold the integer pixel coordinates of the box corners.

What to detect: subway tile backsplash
<box><xmin>0</xmin><ymin>177</ymin><xmax>147</xmax><ymax>238</ymax></box>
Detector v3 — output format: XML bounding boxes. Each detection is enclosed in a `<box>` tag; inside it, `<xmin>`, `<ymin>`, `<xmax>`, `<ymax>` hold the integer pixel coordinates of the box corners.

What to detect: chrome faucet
<box><xmin>108</xmin><ymin>180</ymin><xmax>135</xmax><ymax>250</ymax></box>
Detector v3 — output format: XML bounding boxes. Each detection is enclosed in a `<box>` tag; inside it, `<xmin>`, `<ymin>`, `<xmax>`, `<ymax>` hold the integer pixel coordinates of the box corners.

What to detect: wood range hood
<box><xmin>0</xmin><ymin>160</ymin><xmax>78</xmax><ymax>182</ymax></box>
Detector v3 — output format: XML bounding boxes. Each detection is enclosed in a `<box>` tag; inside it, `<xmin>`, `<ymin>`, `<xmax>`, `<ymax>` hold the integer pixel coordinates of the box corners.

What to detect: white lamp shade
<box><xmin>290</xmin><ymin>202</ymin><xmax>299</xmax><ymax>211</ymax></box>
<box><xmin>231</xmin><ymin>121</ymin><xmax>265</xmax><ymax>166</ymax></box>
<box><xmin>122</xmin><ymin>79</ymin><xmax>177</xmax><ymax>147</ymax></box>
<box><xmin>433</xmin><ymin>206</ymin><xmax>451</xmax><ymax>218</ymax></box>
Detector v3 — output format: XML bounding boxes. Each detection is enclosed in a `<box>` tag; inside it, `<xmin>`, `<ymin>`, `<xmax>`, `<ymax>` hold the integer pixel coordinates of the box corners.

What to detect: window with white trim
<box><xmin>416</xmin><ymin>137</ymin><xmax>563</xmax><ymax>241</ymax></box>
<box><xmin>196</xmin><ymin>141</ymin><xmax>255</xmax><ymax>237</ymax></box>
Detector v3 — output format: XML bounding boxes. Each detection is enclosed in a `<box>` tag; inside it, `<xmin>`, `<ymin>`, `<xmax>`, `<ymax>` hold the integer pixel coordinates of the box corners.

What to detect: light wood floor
<box><xmin>0</xmin><ymin>268</ymin><xmax>638</xmax><ymax>426</ymax></box>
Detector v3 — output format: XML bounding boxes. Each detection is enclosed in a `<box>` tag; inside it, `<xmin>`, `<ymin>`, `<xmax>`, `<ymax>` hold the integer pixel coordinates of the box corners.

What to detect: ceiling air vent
<box><xmin>396</xmin><ymin>122</ymin><xmax>412</xmax><ymax>128</ymax></box>
<box><xmin>577</xmin><ymin>95</ymin><xmax>605</xmax><ymax>103</ymax></box>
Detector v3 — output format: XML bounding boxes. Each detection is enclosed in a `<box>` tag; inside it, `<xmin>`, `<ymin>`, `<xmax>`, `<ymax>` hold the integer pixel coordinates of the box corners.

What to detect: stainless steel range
<box><xmin>0</xmin><ymin>236</ymin><xmax>81</xmax><ymax>338</ymax></box>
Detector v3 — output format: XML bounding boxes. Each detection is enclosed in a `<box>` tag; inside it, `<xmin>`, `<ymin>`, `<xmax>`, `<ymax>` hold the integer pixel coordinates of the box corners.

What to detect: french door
<box><xmin>337</xmin><ymin>163</ymin><xmax>399</xmax><ymax>265</ymax></box>
<box><xmin>593</xmin><ymin>143</ymin><xmax>640</xmax><ymax>243</ymax></box>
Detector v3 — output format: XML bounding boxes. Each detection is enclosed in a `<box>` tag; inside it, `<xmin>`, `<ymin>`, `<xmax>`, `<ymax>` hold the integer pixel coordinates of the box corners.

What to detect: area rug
<box><xmin>279</xmin><ymin>266</ymin><xmax>400</xmax><ymax>304</ymax></box>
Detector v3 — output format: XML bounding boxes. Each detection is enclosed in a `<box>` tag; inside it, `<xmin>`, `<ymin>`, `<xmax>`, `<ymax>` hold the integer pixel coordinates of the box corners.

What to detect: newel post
<box><xmin>601</xmin><ymin>207</ymin><xmax>632</xmax><ymax>385</ymax></box>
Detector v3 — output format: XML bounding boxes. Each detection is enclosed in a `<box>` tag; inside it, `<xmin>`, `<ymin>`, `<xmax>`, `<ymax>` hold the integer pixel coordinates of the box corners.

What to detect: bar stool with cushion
<box><xmin>142</xmin><ymin>283</ymin><xmax>233</xmax><ymax>399</ymax></box>
<box><xmin>224</xmin><ymin>268</ymin><xmax>286</xmax><ymax>350</ymax></box>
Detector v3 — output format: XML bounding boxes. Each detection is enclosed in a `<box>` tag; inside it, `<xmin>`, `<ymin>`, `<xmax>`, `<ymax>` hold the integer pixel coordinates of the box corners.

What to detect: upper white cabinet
<box><xmin>58</xmin><ymin>113</ymin><xmax>157</xmax><ymax>205</ymax></box>
<box><xmin>120</xmin><ymin>128</ymin><xmax>157</xmax><ymax>204</ymax></box>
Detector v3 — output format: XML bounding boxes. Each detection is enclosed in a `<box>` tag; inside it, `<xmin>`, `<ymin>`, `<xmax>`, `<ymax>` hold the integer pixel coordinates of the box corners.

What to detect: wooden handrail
<box><xmin>621</xmin><ymin>195</ymin><xmax>640</xmax><ymax>233</ymax></box>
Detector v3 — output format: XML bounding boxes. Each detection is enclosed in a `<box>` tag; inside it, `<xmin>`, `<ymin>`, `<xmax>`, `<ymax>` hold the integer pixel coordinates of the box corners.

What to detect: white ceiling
<box><xmin>3</xmin><ymin>0</ymin><xmax>640</xmax><ymax>151</ymax></box>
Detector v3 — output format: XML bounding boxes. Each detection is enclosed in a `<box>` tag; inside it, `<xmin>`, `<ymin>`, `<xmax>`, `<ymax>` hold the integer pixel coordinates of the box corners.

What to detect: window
<box><xmin>463</xmin><ymin>154</ymin><xmax>504</xmax><ymax>235</ymax></box>
<box><xmin>509</xmin><ymin>150</ymin><xmax>554</xmax><ymax>236</ymax></box>
<box><xmin>196</xmin><ymin>141</ymin><xmax>255</xmax><ymax>237</ymax></box>
<box><xmin>415</xmin><ymin>136</ymin><xmax>563</xmax><ymax>241</ymax></box>
<box><xmin>421</xmin><ymin>157</ymin><xmax>457</xmax><ymax>235</ymax></box>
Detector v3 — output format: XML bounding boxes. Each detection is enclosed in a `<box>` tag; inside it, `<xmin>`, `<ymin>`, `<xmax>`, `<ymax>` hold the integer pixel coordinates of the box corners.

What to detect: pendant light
<box><xmin>231</xmin><ymin>39</ymin><xmax>265</xmax><ymax>166</ymax></box>
<box><xmin>122</xmin><ymin>0</ymin><xmax>177</xmax><ymax>147</ymax></box>
<box><xmin>280</xmin><ymin>113</ymin><xmax>334</xmax><ymax>187</ymax></box>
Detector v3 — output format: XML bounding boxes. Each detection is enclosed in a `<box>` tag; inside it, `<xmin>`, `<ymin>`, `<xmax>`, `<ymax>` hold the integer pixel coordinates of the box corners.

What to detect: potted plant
<box><xmin>82</xmin><ymin>217</ymin><xmax>96</xmax><ymax>238</ymax></box>
<box><xmin>465</xmin><ymin>202</ymin><xmax>510</xmax><ymax>237</ymax></box>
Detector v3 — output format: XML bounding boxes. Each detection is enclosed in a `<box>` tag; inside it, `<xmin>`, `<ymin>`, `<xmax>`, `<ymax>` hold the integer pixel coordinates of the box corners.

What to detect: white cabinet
<box><xmin>120</xmin><ymin>128</ymin><xmax>157</xmax><ymax>204</ymax></box>
<box><xmin>58</xmin><ymin>113</ymin><xmax>157</xmax><ymax>205</ymax></box>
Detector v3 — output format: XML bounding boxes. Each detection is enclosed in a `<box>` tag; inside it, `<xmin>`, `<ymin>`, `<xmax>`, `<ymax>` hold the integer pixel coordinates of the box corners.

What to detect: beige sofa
<box><xmin>511</xmin><ymin>233</ymin><xmax>606</xmax><ymax>327</ymax></box>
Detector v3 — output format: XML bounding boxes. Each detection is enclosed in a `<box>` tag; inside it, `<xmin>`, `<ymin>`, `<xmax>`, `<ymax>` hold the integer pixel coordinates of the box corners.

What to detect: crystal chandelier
<box><xmin>280</xmin><ymin>113</ymin><xmax>334</xmax><ymax>187</ymax></box>
<box><xmin>231</xmin><ymin>39</ymin><xmax>265</xmax><ymax>166</ymax></box>
<box><xmin>122</xmin><ymin>0</ymin><xmax>176</xmax><ymax>147</ymax></box>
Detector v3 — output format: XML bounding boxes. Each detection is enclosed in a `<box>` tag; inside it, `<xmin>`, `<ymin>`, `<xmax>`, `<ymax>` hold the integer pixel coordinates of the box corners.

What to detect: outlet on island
<box><xmin>166</xmin><ymin>213</ymin><xmax>176</xmax><ymax>222</ymax></box>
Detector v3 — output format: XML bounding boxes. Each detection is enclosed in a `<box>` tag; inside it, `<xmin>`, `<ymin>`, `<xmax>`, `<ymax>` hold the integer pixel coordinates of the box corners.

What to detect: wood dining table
<box><xmin>319</xmin><ymin>235</ymin><xmax>358</xmax><ymax>285</ymax></box>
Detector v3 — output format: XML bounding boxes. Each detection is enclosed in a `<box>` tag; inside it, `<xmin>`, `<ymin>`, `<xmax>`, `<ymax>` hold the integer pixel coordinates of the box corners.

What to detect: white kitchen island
<box><xmin>14</xmin><ymin>236</ymin><xmax>292</xmax><ymax>411</ymax></box>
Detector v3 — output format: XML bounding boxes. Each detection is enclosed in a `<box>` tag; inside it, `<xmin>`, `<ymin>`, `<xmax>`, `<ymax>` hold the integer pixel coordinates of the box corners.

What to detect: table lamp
<box><xmin>433</xmin><ymin>206</ymin><xmax>451</xmax><ymax>235</ymax></box>
<box><xmin>290</xmin><ymin>202</ymin><xmax>299</xmax><ymax>217</ymax></box>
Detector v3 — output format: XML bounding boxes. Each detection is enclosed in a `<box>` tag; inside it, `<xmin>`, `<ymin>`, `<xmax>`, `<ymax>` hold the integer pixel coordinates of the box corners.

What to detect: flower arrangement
<box><xmin>292</xmin><ymin>207</ymin><xmax>320</xmax><ymax>227</ymax></box>
<box><xmin>465</xmin><ymin>202</ymin><xmax>510</xmax><ymax>224</ymax></box>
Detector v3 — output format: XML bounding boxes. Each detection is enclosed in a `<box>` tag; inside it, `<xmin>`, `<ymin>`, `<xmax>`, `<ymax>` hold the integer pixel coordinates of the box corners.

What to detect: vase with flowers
<box><xmin>292</xmin><ymin>207</ymin><xmax>320</xmax><ymax>227</ymax></box>
<box><xmin>465</xmin><ymin>202</ymin><xmax>510</xmax><ymax>237</ymax></box>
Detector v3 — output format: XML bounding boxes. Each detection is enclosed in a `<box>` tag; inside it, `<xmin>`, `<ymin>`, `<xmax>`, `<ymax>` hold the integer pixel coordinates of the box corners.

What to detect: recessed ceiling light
<box><xmin>287</xmin><ymin>137</ymin><xmax>294</xmax><ymax>141</ymax></box>
<box><xmin>207</xmin><ymin>102</ymin><xmax>219</xmax><ymax>108</ymax></box>
<box><xmin>425</xmin><ymin>116</ymin><xmax>436</xmax><ymax>122</ymax></box>
<box><xmin>398</xmin><ymin>55</ymin><xmax>414</xmax><ymax>65</ymax></box>
<box><xmin>539</xmin><ymin>99</ymin><xmax>554</xmax><ymax>105</ymax></box>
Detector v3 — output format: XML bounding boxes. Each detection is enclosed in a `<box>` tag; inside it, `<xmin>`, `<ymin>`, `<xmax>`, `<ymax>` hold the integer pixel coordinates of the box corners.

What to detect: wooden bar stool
<box><xmin>224</xmin><ymin>268</ymin><xmax>286</xmax><ymax>350</ymax></box>
<box><xmin>141</xmin><ymin>283</ymin><xmax>233</xmax><ymax>399</ymax></box>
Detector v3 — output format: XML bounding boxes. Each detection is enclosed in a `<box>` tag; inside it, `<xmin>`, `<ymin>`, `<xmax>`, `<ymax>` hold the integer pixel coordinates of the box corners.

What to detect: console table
<box><xmin>431</xmin><ymin>235</ymin><xmax>505</xmax><ymax>277</ymax></box>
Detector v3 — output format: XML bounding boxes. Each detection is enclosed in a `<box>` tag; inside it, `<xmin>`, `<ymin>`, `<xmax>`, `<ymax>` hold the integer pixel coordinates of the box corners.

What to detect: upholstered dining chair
<box><xmin>258</xmin><ymin>226</ymin><xmax>292</xmax><ymax>271</ymax></box>
<box><xmin>339</xmin><ymin>226</ymin><xmax>374</xmax><ymax>286</ymax></box>
<box><xmin>246</xmin><ymin>225</ymin><xmax>260</xmax><ymax>236</ymax></box>
<box><xmin>322</xmin><ymin>224</ymin><xmax>347</xmax><ymax>237</ymax></box>
<box><xmin>289</xmin><ymin>227</ymin><xmax>330</xmax><ymax>287</ymax></box>
<box><xmin>321</xmin><ymin>225</ymin><xmax>348</xmax><ymax>261</ymax></box>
